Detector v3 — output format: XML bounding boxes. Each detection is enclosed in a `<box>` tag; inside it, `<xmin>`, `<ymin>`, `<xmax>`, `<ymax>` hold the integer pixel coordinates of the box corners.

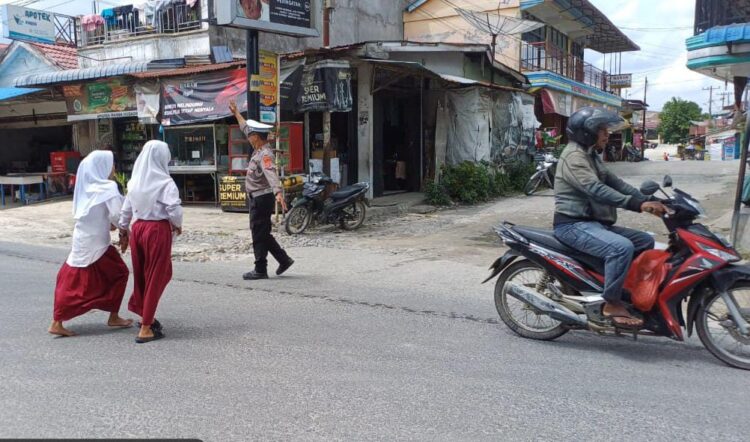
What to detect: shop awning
<box><xmin>14</xmin><ymin>62</ymin><xmax>151</xmax><ymax>87</ymax></box>
<box><xmin>367</xmin><ymin>60</ymin><xmax>526</xmax><ymax>93</ymax></box>
<box><xmin>0</xmin><ymin>87</ymin><xmax>43</xmax><ymax>101</ymax></box>
<box><xmin>539</xmin><ymin>88</ymin><xmax>619</xmax><ymax>117</ymax></box>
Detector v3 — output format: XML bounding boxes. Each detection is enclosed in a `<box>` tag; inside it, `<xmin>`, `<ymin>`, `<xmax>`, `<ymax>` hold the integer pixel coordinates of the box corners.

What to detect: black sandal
<box><xmin>135</xmin><ymin>329</ymin><xmax>165</xmax><ymax>344</ymax></box>
<box><xmin>136</xmin><ymin>319</ymin><xmax>162</xmax><ymax>332</ymax></box>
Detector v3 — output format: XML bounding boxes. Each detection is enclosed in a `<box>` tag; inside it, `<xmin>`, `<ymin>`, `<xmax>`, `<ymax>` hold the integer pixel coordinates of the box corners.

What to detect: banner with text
<box><xmin>162</xmin><ymin>69</ymin><xmax>248</xmax><ymax>126</ymax></box>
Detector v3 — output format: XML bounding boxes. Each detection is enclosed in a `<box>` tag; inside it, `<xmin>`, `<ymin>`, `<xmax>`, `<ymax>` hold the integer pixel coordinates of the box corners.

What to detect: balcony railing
<box><xmin>694</xmin><ymin>0</ymin><xmax>750</xmax><ymax>35</ymax></box>
<box><xmin>521</xmin><ymin>42</ymin><xmax>609</xmax><ymax>92</ymax></box>
<box><xmin>78</xmin><ymin>3</ymin><xmax>202</xmax><ymax>47</ymax></box>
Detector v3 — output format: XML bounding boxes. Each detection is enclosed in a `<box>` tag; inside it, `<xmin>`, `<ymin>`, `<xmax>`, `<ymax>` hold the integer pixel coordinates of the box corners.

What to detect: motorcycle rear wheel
<box><xmin>494</xmin><ymin>260</ymin><xmax>569</xmax><ymax>340</ymax></box>
<box><xmin>696</xmin><ymin>283</ymin><xmax>750</xmax><ymax>370</ymax></box>
<box><xmin>285</xmin><ymin>206</ymin><xmax>312</xmax><ymax>235</ymax></box>
<box><xmin>340</xmin><ymin>201</ymin><xmax>366</xmax><ymax>230</ymax></box>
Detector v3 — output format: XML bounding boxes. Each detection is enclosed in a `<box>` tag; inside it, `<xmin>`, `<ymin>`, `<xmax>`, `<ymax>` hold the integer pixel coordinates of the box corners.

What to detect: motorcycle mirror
<box><xmin>663</xmin><ymin>175</ymin><xmax>673</xmax><ymax>188</ymax></box>
<box><xmin>640</xmin><ymin>180</ymin><xmax>661</xmax><ymax>196</ymax></box>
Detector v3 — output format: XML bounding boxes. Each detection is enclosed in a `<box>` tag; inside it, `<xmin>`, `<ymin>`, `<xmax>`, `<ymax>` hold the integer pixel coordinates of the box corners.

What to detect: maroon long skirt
<box><xmin>53</xmin><ymin>246</ymin><xmax>130</xmax><ymax>322</ymax></box>
<box><xmin>128</xmin><ymin>220</ymin><xmax>173</xmax><ymax>327</ymax></box>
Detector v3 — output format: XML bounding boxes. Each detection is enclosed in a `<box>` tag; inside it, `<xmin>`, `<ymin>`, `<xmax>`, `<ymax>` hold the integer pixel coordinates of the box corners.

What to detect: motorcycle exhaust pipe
<box><xmin>506</xmin><ymin>282</ymin><xmax>588</xmax><ymax>327</ymax></box>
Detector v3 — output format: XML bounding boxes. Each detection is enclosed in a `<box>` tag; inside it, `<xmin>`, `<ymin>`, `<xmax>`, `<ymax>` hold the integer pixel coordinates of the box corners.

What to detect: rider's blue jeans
<box><xmin>554</xmin><ymin>221</ymin><xmax>654</xmax><ymax>302</ymax></box>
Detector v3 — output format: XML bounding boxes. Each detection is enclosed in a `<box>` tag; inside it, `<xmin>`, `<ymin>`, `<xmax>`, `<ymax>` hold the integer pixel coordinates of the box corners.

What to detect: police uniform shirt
<box><xmin>246</xmin><ymin>143</ymin><xmax>282</xmax><ymax>195</ymax></box>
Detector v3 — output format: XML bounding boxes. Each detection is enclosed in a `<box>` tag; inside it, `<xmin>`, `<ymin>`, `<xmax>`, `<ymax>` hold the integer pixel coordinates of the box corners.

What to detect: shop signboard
<box><xmin>162</xmin><ymin>69</ymin><xmax>247</xmax><ymax>126</ymax></box>
<box><xmin>296</xmin><ymin>60</ymin><xmax>353</xmax><ymax>113</ymax></box>
<box><xmin>250</xmin><ymin>50</ymin><xmax>279</xmax><ymax>124</ymax></box>
<box><xmin>607</xmin><ymin>74</ymin><xmax>632</xmax><ymax>89</ymax></box>
<box><xmin>0</xmin><ymin>5</ymin><xmax>56</xmax><ymax>44</ymax></box>
<box><xmin>219</xmin><ymin>175</ymin><xmax>249</xmax><ymax>212</ymax></box>
<box><xmin>215</xmin><ymin>0</ymin><xmax>318</xmax><ymax>37</ymax></box>
<box><xmin>63</xmin><ymin>80</ymin><xmax>138</xmax><ymax>121</ymax></box>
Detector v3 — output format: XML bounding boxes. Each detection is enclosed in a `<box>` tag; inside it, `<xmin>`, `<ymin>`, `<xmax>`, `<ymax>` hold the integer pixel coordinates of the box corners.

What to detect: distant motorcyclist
<box><xmin>553</xmin><ymin>107</ymin><xmax>669</xmax><ymax>327</ymax></box>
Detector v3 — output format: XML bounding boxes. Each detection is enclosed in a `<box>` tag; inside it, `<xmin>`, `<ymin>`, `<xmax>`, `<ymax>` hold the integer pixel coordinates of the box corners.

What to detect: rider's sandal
<box><xmin>604</xmin><ymin>315</ymin><xmax>644</xmax><ymax>330</ymax></box>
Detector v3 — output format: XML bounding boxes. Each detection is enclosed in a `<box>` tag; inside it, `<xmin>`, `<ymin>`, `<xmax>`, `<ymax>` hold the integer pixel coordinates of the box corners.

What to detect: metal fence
<box><xmin>521</xmin><ymin>42</ymin><xmax>608</xmax><ymax>92</ymax></box>
<box><xmin>79</xmin><ymin>3</ymin><xmax>202</xmax><ymax>47</ymax></box>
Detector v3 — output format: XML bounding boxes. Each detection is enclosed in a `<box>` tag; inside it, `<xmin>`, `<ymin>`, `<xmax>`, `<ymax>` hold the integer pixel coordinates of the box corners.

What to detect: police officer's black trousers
<box><xmin>249</xmin><ymin>193</ymin><xmax>290</xmax><ymax>274</ymax></box>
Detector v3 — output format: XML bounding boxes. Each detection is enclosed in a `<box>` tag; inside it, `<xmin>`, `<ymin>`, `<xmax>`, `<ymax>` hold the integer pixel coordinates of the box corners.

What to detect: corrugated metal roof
<box><xmin>129</xmin><ymin>61</ymin><xmax>245</xmax><ymax>79</ymax></box>
<box><xmin>14</xmin><ymin>62</ymin><xmax>151</xmax><ymax>87</ymax></box>
<box><xmin>0</xmin><ymin>87</ymin><xmax>43</xmax><ymax>101</ymax></box>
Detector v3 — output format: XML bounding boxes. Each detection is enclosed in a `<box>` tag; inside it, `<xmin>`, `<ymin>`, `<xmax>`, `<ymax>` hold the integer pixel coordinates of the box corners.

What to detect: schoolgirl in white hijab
<box><xmin>50</xmin><ymin>150</ymin><xmax>133</xmax><ymax>337</ymax></box>
<box><xmin>119</xmin><ymin>140</ymin><xmax>183</xmax><ymax>344</ymax></box>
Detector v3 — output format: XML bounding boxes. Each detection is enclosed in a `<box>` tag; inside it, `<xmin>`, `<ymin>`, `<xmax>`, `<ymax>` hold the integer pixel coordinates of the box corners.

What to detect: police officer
<box><xmin>230</xmin><ymin>101</ymin><xmax>294</xmax><ymax>280</ymax></box>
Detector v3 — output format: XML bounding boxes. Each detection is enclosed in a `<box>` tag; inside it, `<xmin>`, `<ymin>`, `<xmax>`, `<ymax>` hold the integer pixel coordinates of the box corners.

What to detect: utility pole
<box><xmin>703</xmin><ymin>85</ymin><xmax>717</xmax><ymax>126</ymax></box>
<box><xmin>641</xmin><ymin>77</ymin><xmax>648</xmax><ymax>159</ymax></box>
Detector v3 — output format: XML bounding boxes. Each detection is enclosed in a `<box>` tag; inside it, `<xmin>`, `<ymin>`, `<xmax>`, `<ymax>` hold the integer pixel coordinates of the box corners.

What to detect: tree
<box><xmin>657</xmin><ymin>97</ymin><xmax>703</xmax><ymax>144</ymax></box>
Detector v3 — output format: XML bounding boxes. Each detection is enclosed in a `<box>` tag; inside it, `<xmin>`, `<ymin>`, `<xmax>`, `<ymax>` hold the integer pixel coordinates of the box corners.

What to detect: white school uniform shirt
<box><xmin>118</xmin><ymin>140</ymin><xmax>183</xmax><ymax>230</ymax></box>
<box><xmin>67</xmin><ymin>199</ymin><xmax>122</xmax><ymax>267</ymax></box>
<box><xmin>66</xmin><ymin>150</ymin><xmax>123</xmax><ymax>267</ymax></box>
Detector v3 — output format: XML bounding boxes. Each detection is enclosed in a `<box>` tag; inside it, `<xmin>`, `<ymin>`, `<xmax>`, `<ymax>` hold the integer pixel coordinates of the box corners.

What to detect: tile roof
<box><xmin>28</xmin><ymin>43</ymin><xmax>79</xmax><ymax>70</ymax></box>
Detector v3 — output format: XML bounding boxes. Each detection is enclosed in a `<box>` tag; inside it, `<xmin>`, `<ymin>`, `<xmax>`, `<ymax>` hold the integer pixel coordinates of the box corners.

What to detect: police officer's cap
<box><xmin>242</xmin><ymin>119</ymin><xmax>274</xmax><ymax>136</ymax></box>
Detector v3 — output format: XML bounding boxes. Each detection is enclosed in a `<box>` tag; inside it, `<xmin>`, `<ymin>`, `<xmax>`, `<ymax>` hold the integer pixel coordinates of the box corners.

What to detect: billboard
<box><xmin>215</xmin><ymin>0</ymin><xmax>319</xmax><ymax>37</ymax></box>
<box><xmin>0</xmin><ymin>5</ymin><xmax>56</xmax><ymax>44</ymax></box>
<box><xmin>63</xmin><ymin>80</ymin><xmax>138</xmax><ymax>121</ymax></box>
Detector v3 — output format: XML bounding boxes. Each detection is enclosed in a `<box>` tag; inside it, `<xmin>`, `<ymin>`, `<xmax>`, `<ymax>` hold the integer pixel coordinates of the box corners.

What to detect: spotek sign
<box><xmin>0</xmin><ymin>5</ymin><xmax>56</xmax><ymax>44</ymax></box>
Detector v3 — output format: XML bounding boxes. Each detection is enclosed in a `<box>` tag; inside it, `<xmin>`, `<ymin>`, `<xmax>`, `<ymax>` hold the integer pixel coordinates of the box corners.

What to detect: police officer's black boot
<box><xmin>243</xmin><ymin>270</ymin><xmax>269</xmax><ymax>280</ymax></box>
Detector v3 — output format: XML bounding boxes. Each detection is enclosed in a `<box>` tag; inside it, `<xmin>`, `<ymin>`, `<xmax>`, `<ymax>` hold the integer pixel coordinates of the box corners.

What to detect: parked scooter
<box><xmin>484</xmin><ymin>175</ymin><xmax>750</xmax><ymax>370</ymax></box>
<box><xmin>285</xmin><ymin>172</ymin><xmax>370</xmax><ymax>235</ymax></box>
<box><xmin>524</xmin><ymin>153</ymin><xmax>558</xmax><ymax>196</ymax></box>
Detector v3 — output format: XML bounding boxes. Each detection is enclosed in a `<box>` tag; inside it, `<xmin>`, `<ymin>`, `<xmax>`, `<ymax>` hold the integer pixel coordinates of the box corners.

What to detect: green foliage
<box><xmin>425</xmin><ymin>160</ymin><xmax>536</xmax><ymax>206</ymax></box>
<box><xmin>114</xmin><ymin>172</ymin><xmax>128</xmax><ymax>195</ymax></box>
<box><xmin>425</xmin><ymin>181</ymin><xmax>452</xmax><ymax>206</ymax></box>
<box><xmin>658</xmin><ymin>97</ymin><xmax>703</xmax><ymax>144</ymax></box>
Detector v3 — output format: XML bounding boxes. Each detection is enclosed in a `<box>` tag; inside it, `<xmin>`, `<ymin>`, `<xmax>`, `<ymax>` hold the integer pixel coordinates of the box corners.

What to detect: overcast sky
<box><xmin>0</xmin><ymin>0</ymin><xmax>729</xmax><ymax>112</ymax></box>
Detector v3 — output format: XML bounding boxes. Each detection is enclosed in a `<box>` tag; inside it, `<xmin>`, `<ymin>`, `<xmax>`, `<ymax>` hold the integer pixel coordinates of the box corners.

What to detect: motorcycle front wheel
<box><xmin>696</xmin><ymin>283</ymin><xmax>750</xmax><ymax>370</ymax></box>
<box><xmin>340</xmin><ymin>200</ymin><xmax>366</xmax><ymax>230</ymax></box>
<box><xmin>524</xmin><ymin>172</ymin><xmax>543</xmax><ymax>196</ymax></box>
<box><xmin>285</xmin><ymin>205</ymin><xmax>312</xmax><ymax>235</ymax></box>
<box><xmin>494</xmin><ymin>260</ymin><xmax>569</xmax><ymax>340</ymax></box>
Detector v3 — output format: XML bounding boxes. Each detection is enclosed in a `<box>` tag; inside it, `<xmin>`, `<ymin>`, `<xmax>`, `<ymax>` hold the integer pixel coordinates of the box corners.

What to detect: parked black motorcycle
<box><xmin>285</xmin><ymin>172</ymin><xmax>370</xmax><ymax>235</ymax></box>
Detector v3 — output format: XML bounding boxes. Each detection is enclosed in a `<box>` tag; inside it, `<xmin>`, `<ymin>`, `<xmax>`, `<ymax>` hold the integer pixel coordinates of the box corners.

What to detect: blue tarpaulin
<box><xmin>0</xmin><ymin>87</ymin><xmax>43</xmax><ymax>101</ymax></box>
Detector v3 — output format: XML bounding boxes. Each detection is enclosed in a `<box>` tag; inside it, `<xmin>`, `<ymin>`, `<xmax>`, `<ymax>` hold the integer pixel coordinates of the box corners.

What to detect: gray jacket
<box><xmin>554</xmin><ymin>141</ymin><xmax>647</xmax><ymax>225</ymax></box>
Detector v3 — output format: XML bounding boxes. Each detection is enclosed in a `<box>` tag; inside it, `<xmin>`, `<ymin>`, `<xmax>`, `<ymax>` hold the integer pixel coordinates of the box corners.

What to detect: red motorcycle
<box><xmin>485</xmin><ymin>176</ymin><xmax>750</xmax><ymax>369</ymax></box>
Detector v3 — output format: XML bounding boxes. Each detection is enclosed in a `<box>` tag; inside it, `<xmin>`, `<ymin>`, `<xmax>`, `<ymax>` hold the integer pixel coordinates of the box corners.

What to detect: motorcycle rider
<box><xmin>553</xmin><ymin>107</ymin><xmax>669</xmax><ymax>328</ymax></box>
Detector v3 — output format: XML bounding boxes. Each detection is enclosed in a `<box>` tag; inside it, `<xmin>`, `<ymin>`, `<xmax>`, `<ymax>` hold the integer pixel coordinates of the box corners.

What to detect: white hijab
<box><xmin>72</xmin><ymin>150</ymin><xmax>121</xmax><ymax>220</ymax></box>
<box><xmin>127</xmin><ymin>140</ymin><xmax>178</xmax><ymax>214</ymax></box>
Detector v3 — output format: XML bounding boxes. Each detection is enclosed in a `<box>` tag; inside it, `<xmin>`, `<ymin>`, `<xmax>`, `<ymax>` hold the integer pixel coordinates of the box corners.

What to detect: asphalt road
<box><xmin>1</xmin><ymin>238</ymin><xmax>749</xmax><ymax>441</ymax></box>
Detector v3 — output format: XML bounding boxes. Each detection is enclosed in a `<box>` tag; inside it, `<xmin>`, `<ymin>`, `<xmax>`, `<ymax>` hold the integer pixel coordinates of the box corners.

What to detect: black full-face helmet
<box><xmin>566</xmin><ymin>107</ymin><xmax>629</xmax><ymax>147</ymax></box>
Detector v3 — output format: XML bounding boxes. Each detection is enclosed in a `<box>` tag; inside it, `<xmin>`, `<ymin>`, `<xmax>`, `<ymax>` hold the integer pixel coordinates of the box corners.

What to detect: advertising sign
<box><xmin>215</xmin><ymin>0</ymin><xmax>319</xmax><ymax>37</ymax></box>
<box><xmin>0</xmin><ymin>5</ymin><xmax>56</xmax><ymax>44</ymax></box>
<box><xmin>296</xmin><ymin>60</ymin><xmax>353</xmax><ymax>113</ymax></box>
<box><xmin>162</xmin><ymin>69</ymin><xmax>248</xmax><ymax>126</ymax></box>
<box><xmin>63</xmin><ymin>80</ymin><xmax>137</xmax><ymax>121</ymax></box>
<box><xmin>608</xmin><ymin>74</ymin><xmax>633</xmax><ymax>89</ymax></box>
<box><xmin>250</xmin><ymin>50</ymin><xmax>279</xmax><ymax>124</ymax></box>
<box><xmin>219</xmin><ymin>175</ymin><xmax>249</xmax><ymax>212</ymax></box>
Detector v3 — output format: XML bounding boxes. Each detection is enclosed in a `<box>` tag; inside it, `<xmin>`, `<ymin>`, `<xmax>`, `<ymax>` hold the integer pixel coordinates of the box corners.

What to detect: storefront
<box><xmin>526</xmin><ymin>72</ymin><xmax>624</xmax><ymax>147</ymax></box>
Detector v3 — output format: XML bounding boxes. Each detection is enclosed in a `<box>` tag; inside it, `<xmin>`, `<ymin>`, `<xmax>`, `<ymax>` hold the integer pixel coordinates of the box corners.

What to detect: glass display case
<box><xmin>163</xmin><ymin>124</ymin><xmax>228</xmax><ymax>173</ymax></box>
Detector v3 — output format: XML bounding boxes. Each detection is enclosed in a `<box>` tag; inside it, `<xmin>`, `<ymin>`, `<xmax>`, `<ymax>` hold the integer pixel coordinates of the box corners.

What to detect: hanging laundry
<box><xmin>101</xmin><ymin>8</ymin><xmax>116</xmax><ymax>26</ymax></box>
<box><xmin>81</xmin><ymin>14</ymin><xmax>105</xmax><ymax>32</ymax></box>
